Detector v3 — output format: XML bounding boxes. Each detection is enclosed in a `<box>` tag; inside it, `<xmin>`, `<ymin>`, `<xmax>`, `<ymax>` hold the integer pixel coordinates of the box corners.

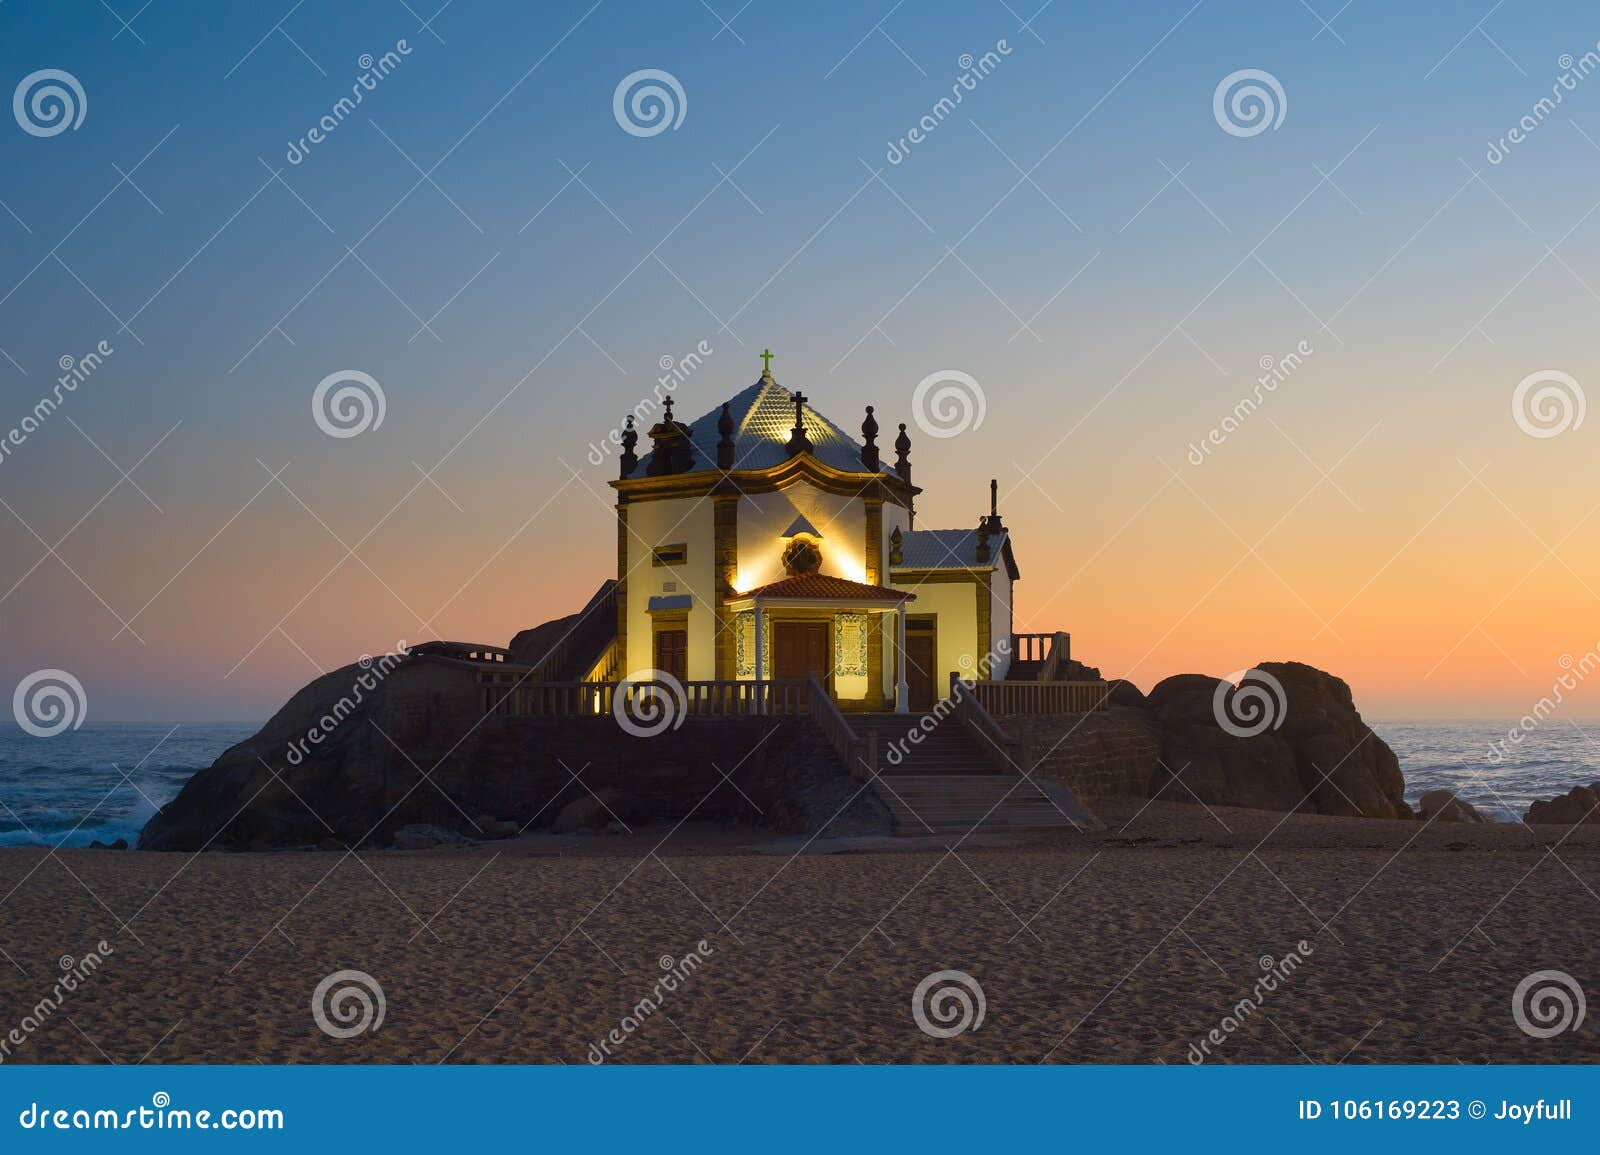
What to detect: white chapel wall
<box><xmin>989</xmin><ymin>563</ymin><xmax>1014</xmax><ymax>680</ymax></box>
<box><xmin>890</xmin><ymin>578</ymin><xmax>979</xmax><ymax>693</ymax></box>
<box><xmin>623</xmin><ymin>496</ymin><xmax>716</xmax><ymax>679</ymax></box>
<box><xmin>734</xmin><ymin>483</ymin><xmax>868</xmax><ymax>590</ymax></box>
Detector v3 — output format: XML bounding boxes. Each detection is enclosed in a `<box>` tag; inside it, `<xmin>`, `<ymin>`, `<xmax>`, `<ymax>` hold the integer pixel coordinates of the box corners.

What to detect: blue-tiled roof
<box><xmin>636</xmin><ymin>376</ymin><xmax>892</xmax><ymax>476</ymax></box>
<box><xmin>894</xmin><ymin>528</ymin><xmax>1009</xmax><ymax>571</ymax></box>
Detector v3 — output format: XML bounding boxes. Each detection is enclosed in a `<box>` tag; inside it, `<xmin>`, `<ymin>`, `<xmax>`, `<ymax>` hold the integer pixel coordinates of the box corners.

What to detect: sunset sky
<box><xmin>4</xmin><ymin>1</ymin><xmax>1600</xmax><ymax>721</ymax></box>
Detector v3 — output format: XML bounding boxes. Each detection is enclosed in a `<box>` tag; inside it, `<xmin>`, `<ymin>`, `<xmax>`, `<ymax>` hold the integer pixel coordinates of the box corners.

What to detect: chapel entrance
<box><xmin>904</xmin><ymin>626</ymin><xmax>936</xmax><ymax>712</ymax></box>
<box><xmin>654</xmin><ymin>629</ymin><xmax>688</xmax><ymax>685</ymax></box>
<box><xmin>772</xmin><ymin>621</ymin><xmax>829</xmax><ymax>690</ymax></box>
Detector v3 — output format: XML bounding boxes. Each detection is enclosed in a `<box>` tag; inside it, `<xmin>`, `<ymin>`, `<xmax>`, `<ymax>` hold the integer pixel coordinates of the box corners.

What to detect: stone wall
<box><xmin>1006</xmin><ymin>707</ymin><xmax>1162</xmax><ymax>801</ymax></box>
<box><xmin>139</xmin><ymin>655</ymin><xmax>889</xmax><ymax>850</ymax></box>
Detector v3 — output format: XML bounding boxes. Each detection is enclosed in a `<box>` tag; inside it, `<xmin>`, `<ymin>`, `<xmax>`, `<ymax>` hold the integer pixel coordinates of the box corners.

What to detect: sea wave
<box><xmin>0</xmin><ymin>723</ymin><xmax>253</xmax><ymax>848</ymax></box>
<box><xmin>1376</xmin><ymin>720</ymin><xmax>1600</xmax><ymax>822</ymax></box>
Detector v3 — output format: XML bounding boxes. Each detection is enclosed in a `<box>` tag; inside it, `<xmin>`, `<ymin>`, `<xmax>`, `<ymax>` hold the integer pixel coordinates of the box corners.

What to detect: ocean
<box><xmin>0</xmin><ymin>719</ymin><xmax>1594</xmax><ymax>847</ymax></box>
<box><xmin>0</xmin><ymin>724</ymin><xmax>253</xmax><ymax>848</ymax></box>
<box><xmin>1370</xmin><ymin>720</ymin><xmax>1600</xmax><ymax>823</ymax></box>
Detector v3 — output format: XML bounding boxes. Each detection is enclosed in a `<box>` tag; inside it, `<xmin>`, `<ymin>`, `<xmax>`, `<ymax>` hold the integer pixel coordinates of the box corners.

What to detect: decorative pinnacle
<box><xmin>785</xmin><ymin>389</ymin><xmax>813</xmax><ymax>457</ymax></box>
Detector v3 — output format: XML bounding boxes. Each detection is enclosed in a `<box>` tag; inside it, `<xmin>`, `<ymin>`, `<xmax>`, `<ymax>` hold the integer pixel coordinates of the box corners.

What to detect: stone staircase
<box><xmin>1005</xmin><ymin>657</ymin><xmax>1046</xmax><ymax>681</ymax></box>
<box><xmin>851</xmin><ymin>713</ymin><xmax>1095</xmax><ymax>835</ymax></box>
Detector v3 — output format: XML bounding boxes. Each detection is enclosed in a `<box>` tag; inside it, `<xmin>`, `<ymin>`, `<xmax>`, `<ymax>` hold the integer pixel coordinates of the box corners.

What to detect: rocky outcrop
<box><xmin>507</xmin><ymin>581</ymin><xmax>615</xmax><ymax>672</ymax></box>
<box><xmin>1525</xmin><ymin>782</ymin><xmax>1600</xmax><ymax>825</ymax></box>
<box><xmin>1141</xmin><ymin>662</ymin><xmax>1409</xmax><ymax>819</ymax></box>
<box><xmin>1104</xmin><ymin>679</ymin><xmax>1147</xmax><ymax>709</ymax></box>
<box><xmin>142</xmin><ymin>639</ymin><xmax>1403</xmax><ymax>849</ymax></box>
<box><xmin>139</xmin><ymin>653</ymin><xmax>883</xmax><ymax>851</ymax></box>
<box><xmin>1418</xmin><ymin>790</ymin><xmax>1486</xmax><ymax>824</ymax></box>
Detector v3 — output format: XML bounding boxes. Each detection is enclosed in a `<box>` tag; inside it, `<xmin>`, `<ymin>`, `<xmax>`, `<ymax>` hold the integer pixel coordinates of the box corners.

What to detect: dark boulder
<box><xmin>1104</xmin><ymin>678</ymin><xmax>1146</xmax><ymax>710</ymax></box>
<box><xmin>1143</xmin><ymin>661</ymin><xmax>1408</xmax><ymax>819</ymax></box>
<box><xmin>552</xmin><ymin>791</ymin><xmax>628</xmax><ymax>834</ymax></box>
<box><xmin>392</xmin><ymin>823</ymin><xmax>472</xmax><ymax>850</ymax></box>
<box><xmin>1525</xmin><ymin>782</ymin><xmax>1600</xmax><ymax>825</ymax></box>
<box><xmin>1418</xmin><ymin>790</ymin><xmax>1486</xmax><ymax>824</ymax></box>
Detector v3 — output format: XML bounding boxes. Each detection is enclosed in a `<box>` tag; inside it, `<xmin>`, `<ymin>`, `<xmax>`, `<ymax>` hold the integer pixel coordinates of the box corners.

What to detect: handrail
<box><xmin>806</xmin><ymin>675</ymin><xmax>872</xmax><ymax>780</ymax></box>
<box><xmin>478</xmin><ymin>677</ymin><xmax>814</xmax><ymax>718</ymax></box>
<box><xmin>581</xmin><ymin>637</ymin><xmax>621</xmax><ymax>684</ymax></box>
<box><xmin>478</xmin><ymin>673</ymin><xmax>879</xmax><ymax>780</ymax></box>
<box><xmin>966</xmin><ymin>679</ymin><xmax>1110</xmax><ymax>715</ymax></box>
<box><xmin>1038</xmin><ymin>631</ymin><xmax>1071</xmax><ymax>681</ymax></box>
<box><xmin>948</xmin><ymin>674</ymin><xmax>1027</xmax><ymax>775</ymax></box>
<box><xmin>527</xmin><ymin>582</ymin><xmax>618</xmax><ymax>682</ymax></box>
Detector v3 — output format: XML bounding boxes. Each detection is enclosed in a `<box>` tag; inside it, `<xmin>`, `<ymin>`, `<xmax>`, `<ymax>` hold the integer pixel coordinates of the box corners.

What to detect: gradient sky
<box><xmin>4</xmin><ymin>1</ymin><xmax>1600</xmax><ymax>721</ymax></box>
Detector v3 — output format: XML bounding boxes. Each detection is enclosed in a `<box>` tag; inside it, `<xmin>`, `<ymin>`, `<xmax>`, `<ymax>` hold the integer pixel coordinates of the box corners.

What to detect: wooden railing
<box><xmin>410</xmin><ymin>641</ymin><xmax>512</xmax><ymax>663</ymax></box>
<box><xmin>968</xmin><ymin>679</ymin><xmax>1110</xmax><ymax>715</ymax></box>
<box><xmin>949</xmin><ymin>675</ymin><xmax>1027</xmax><ymax>775</ymax></box>
<box><xmin>807</xmin><ymin>676</ymin><xmax>874</xmax><ymax>781</ymax></box>
<box><xmin>479</xmin><ymin>673</ymin><xmax>878</xmax><ymax>781</ymax></box>
<box><xmin>481</xmin><ymin>676</ymin><xmax>816</xmax><ymax>719</ymax></box>
<box><xmin>1011</xmin><ymin>633</ymin><xmax>1054</xmax><ymax>664</ymax></box>
<box><xmin>1011</xmin><ymin>631</ymin><xmax>1070</xmax><ymax>680</ymax></box>
<box><xmin>1040</xmin><ymin>631</ymin><xmax>1070</xmax><ymax>681</ymax></box>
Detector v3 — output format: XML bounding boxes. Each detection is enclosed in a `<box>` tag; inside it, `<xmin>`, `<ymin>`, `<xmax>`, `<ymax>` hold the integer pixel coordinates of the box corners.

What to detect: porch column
<box><xmin>752</xmin><ymin>601</ymin><xmax>765</xmax><ymax>715</ymax></box>
<box><xmin>895</xmin><ymin>603</ymin><xmax>909</xmax><ymax>714</ymax></box>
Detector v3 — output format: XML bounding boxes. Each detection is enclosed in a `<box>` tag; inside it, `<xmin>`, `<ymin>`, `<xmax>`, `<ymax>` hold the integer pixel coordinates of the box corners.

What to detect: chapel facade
<box><xmin>610</xmin><ymin>360</ymin><xmax>1019</xmax><ymax>713</ymax></box>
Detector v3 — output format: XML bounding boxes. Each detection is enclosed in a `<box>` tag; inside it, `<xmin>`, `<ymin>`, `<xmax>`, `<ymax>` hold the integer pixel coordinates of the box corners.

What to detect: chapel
<box><xmin>610</xmin><ymin>355</ymin><xmax>1020</xmax><ymax>713</ymax></box>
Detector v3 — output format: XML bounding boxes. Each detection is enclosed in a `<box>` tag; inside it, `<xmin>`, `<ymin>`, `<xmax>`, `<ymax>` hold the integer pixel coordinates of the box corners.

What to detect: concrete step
<box><xmin>851</xmin><ymin>715</ymin><xmax>1008</xmax><ymax>776</ymax></box>
<box><xmin>870</xmin><ymin>774</ymin><xmax>1100</xmax><ymax>835</ymax></box>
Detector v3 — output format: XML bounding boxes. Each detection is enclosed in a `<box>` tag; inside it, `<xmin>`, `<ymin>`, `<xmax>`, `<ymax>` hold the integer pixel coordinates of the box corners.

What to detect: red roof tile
<box><xmin>735</xmin><ymin>574</ymin><xmax>914</xmax><ymax>602</ymax></box>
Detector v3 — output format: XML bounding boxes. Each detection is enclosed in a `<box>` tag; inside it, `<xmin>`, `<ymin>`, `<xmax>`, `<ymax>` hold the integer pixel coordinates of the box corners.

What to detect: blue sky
<box><xmin>7</xmin><ymin>1</ymin><xmax>1600</xmax><ymax>720</ymax></box>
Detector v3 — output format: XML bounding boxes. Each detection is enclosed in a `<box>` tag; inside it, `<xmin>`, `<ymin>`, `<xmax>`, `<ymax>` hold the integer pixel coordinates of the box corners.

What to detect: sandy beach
<box><xmin>1</xmin><ymin>801</ymin><xmax>1596</xmax><ymax>1065</ymax></box>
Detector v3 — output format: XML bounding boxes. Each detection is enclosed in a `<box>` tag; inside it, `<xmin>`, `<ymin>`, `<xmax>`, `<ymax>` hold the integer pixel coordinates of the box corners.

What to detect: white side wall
<box><xmin>989</xmin><ymin>564</ymin><xmax>1014</xmax><ymax>680</ymax></box>
<box><xmin>622</xmin><ymin>497</ymin><xmax>716</xmax><ymax>679</ymax></box>
<box><xmin>878</xmin><ymin>503</ymin><xmax>914</xmax><ymax>701</ymax></box>
<box><xmin>881</xmin><ymin>502</ymin><xmax>911</xmax><ymax>554</ymax></box>
<box><xmin>887</xmin><ymin>577</ymin><xmax>979</xmax><ymax>696</ymax></box>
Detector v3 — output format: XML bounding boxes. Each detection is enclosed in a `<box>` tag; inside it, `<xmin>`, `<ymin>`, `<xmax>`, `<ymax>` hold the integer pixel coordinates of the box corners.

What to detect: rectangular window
<box><xmin>652</xmin><ymin>543</ymin><xmax>688</xmax><ymax>566</ymax></box>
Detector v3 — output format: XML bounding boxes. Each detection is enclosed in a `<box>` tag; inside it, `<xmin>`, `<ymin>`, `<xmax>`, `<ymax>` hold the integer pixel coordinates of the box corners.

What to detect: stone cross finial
<box><xmin>785</xmin><ymin>390</ymin><xmax>812</xmax><ymax>457</ymax></box>
<box><xmin>760</xmin><ymin>348</ymin><xmax>774</xmax><ymax>375</ymax></box>
<box><xmin>619</xmin><ymin>415</ymin><xmax>638</xmax><ymax>479</ymax></box>
<box><xmin>716</xmin><ymin>402</ymin><xmax>735</xmax><ymax>470</ymax></box>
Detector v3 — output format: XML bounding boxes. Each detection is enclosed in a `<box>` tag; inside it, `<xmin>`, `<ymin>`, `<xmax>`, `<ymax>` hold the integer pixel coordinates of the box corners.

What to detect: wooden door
<box><xmin>905</xmin><ymin>632</ymin><xmax>937</xmax><ymax>711</ymax></box>
<box><xmin>773</xmin><ymin>621</ymin><xmax>829</xmax><ymax>684</ymax></box>
<box><xmin>654</xmin><ymin>629</ymin><xmax>688</xmax><ymax>685</ymax></box>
